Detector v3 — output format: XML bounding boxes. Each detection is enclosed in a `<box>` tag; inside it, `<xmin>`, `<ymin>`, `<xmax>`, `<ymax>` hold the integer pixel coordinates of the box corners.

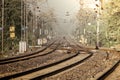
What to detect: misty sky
<box><xmin>47</xmin><ymin>0</ymin><xmax>80</xmax><ymax>34</ymax></box>
<box><xmin>47</xmin><ymin>0</ymin><xmax>80</xmax><ymax>18</ymax></box>
<box><xmin>30</xmin><ymin>0</ymin><xmax>97</xmax><ymax>35</ymax></box>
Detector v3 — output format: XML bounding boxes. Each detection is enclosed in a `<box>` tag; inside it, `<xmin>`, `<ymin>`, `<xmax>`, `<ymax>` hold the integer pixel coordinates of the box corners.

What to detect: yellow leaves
<box><xmin>102</xmin><ymin>0</ymin><xmax>120</xmax><ymax>19</ymax></box>
<box><xmin>111</xmin><ymin>8</ymin><xmax>119</xmax><ymax>15</ymax></box>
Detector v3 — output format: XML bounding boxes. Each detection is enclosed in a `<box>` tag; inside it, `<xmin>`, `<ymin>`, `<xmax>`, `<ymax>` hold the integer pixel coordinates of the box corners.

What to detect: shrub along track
<box><xmin>0</xmin><ymin>40</ymin><xmax>59</xmax><ymax>65</ymax></box>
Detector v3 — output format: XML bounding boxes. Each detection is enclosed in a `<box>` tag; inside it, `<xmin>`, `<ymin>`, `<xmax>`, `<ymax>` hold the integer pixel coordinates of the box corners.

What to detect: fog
<box><xmin>27</xmin><ymin>0</ymin><xmax>80</xmax><ymax>36</ymax></box>
<box><xmin>47</xmin><ymin>0</ymin><xmax>80</xmax><ymax>35</ymax></box>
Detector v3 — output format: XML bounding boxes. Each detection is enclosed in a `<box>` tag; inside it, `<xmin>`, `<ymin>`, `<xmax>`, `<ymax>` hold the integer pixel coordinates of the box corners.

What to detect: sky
<box><xmin>47</xmin><ymin>0</ymin><xmax>80</xmax><ymax>35</ymax></box>
<box><xmin>47</xmin><ymin>0</ymin><xmax>80</xmax><ymax>18</ymax></box>
<box><xmin>28</xmin><ymin>0</ymin><xmax>99</xmax><ymax>35</ymax></box>
<box><xmin>27</xmin><ymin>0</ymin><xmax>80</xmax><ymax>35</ymax></box>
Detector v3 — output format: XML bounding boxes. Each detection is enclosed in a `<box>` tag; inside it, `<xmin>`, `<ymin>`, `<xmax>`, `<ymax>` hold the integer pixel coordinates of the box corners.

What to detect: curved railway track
<box><xmin>96</xmin><ymin>60</ymin><xmax>120</xmax><ymax>80</ymax></box>
<box><xmin>32</xmin><ymin>53</ymin><xmax>92</xmax><ymax>80</ymax></box>
<box><xmin>0</xmin><ymin>38</ymin><xmax>93</xmax><ymax>80</ymax></box>
<box><xmin>1</xmin><ymin>38</ymin><xmax>116</xmax><ymax>80</ymax></box>
<box><xmin>0</xmin><ymin>40</ymin><xmax>61</xmax><ymax>78</ymax></box>
<box><xmin>0</xmin><ymin>40</ymin><xmax>60</xmax><ymax>65</ymax></box>
<box><xmin>80</xmin><ymin>48</ymin><xmax>120</xmax><ymax>80</ymax></box>
<box><xmin>0</xmin><ymin>41</ymin><xmax>55</xmax><ymax>61</ymax></box>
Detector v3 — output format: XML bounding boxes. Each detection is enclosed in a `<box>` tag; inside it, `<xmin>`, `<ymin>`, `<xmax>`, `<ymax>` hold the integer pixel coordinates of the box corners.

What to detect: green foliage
<box><xmin>102</xmin><ymin>0</ymin><xmax>120</xmax><ymax>46</ymax></box>
<box><xmin>75</xmin><ymin>0</ymin><xmax>120</xmax><ymax>47</ymax></box>
<box><xmin>75</xmin><ymin>4</ymin><xmax>98</xmax><ymax>46</ymax></box>
<box><xmin>0</xmin><ymin>0</ymin><xmax>56</xmax><ymax>53</ymax></box>
<box><xmin>0</xmin><ymin>0</ymin><xmax>21</xmax><ymax>52</ymax></box>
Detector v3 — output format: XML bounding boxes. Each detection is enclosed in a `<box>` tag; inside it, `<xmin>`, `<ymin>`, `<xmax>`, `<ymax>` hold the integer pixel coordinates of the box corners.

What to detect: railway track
<box><xmin>0</xmin><ymin>38</ymin><xmax>93</xmax><ymax>80</ymax></box>
<box><xmin>43</xmin><ymin>51</ymin><xmax>117</xmax><ymax>80</ymax></box>
<box><xmin>0</xmin><ymin>40</ymin><xmax>61</xmax><ymax>78</ymax></box>
<box><xmin>0</xmin><ymin>40</ymin><xmax>55</xmax><ymax>61</ymax></box>
<box><xmin>0</xmin><ymin>40</ymin><xmax>59</xmax><ymax>65</ymax></box>
<box><xmin>13</xmin><ymin>53</ymin><xmax>92</xmax><ymax>80</ymax></box>
<box><xmin>96</xmin><ymin>60</ymin><xmax>120</xmax><ymax>80</ymax></box>
<box><xmin>1</xmin><ymin>37</ymin><xmax>119</xmax><ymax>80</ymax></box>
<box><xmin>80</xmin><ymin>48</ymin><xmax>120</xmax><ymax>80</ymax></box>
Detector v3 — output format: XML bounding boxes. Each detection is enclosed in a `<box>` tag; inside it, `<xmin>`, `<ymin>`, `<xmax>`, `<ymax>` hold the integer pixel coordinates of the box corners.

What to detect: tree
<box><xmin>75</xmin><ymin>0</ymin><xmax>97</xmax><ymax>46</ymax></box>
<box><xmin>0</xmin><ymin>0</ymin><xmax>21</xmax><ymax>52</ymax></box>
<box><xmin>0</xmin><ymin>0</ymin><xmax>56</xmax><ymax>53</ymax></box>
<box><xmin>102</xmin><ymin>0</ymin><xmax>120</xmax><ymax>46</ymax></box>
<box><xmin>75</xmin><ymin>0</ymin><xmax>112</xmax><ymax>47</ymax></box>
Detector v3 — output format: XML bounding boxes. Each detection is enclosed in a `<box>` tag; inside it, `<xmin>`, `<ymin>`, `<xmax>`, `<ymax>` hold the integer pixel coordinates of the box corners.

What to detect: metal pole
<box><xmin>2</xmin><ymin>0</ymin><xmax>4</xmax><ymax>54</ymax></box>
<box><xmin>30</xmin><ymin>15</ymin><xmax>34</xmax><ymax>46</ymax></box>
<box><xmin>21</xmin><ymin>0</ymin><xmax>23</xmax><ymax>41</ymax></box>
<box><xmin>24</xmin><ymin>0</ymin><xmax>25</xmax><ymax>41</ymax></box>
<box><xmin>26</xmin><ymin>1</ymin><xmax>28</xmax><ymax>48</ymax></box>
<box><xmin>95</xmin><ymin>0</ymin><xmax>100</xmax><ymax>49</ymax></box>
<box><xmin>96</xmin><ymin>13</ymin><xmax>100</xmax><ymax>49</ymax></box>
<box><xmin>32</xmin><ymin>0</ymin><xmax>35</xmax><ymax>46</ymax></box>
<box><xmin>41</xmin><ymin>20</ymin><xmax>43</xmax><ymax>45</ymax></box>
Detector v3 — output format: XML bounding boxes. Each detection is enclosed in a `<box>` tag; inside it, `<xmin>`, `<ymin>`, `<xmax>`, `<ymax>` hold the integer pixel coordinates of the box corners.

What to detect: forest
<box><xmin>75</xmin><ymin>0</ymin><xmax>120</xmax><ymax>47</ymax></box>
<box><xmin>0</xmin><ymin>0</ymin><xmax>120</xmax><ymax>53</ymax></box>
<box><xmin>0</xmin><ymin>0</ymin><xmax>56</xmax><ymax>53</ymax></box>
